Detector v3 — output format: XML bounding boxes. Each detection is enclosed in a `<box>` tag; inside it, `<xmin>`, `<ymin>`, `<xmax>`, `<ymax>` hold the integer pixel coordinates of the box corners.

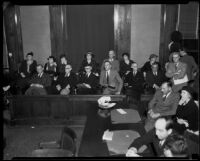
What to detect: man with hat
<box><xmin>165</xmin><ymin>52</ymin><xmax>188</xmax><ymax>93</ymax></box>
<box><xmin>172</xmin><ymin>86</ymin><xmax>198</xmax><ymax>134</ymax></box>
<box><xmin>141</xmin><ymin>54</ymin><xmax>161</xmax><ymax>78</ymax></box>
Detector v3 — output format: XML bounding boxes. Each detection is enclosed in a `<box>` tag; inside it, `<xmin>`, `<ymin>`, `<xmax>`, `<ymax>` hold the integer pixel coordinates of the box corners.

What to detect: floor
<box><xmin>3</xmin><ymin>116</ymin><xmax>86</xmax><ymax>160</ymax></box>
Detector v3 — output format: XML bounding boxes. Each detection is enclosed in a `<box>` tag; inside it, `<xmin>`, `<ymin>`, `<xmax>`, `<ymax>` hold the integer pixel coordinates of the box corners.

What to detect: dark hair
<box><xmin>122</xmin><ymin>53</ymin><xmax>130</xmax><ymax>58</ymax></box>
<box><xmin>164</xmin><ymin>133</ymin><xmax>188</xmax><ymax>157</ymax></box>
<box><xmin>84</xmin><ymin>51</ymin><xmax>94</xmax><ymax>59</ymax></box>
<box><xmin>48</xmin><ymin>56</ymin><xmax>56</xmax><ymax>62</ymax></box>
<box><xmin>60</xmin><ymin>54</ymin><xmax>67</xmax><ymax>59</ymax></box>
<box><xmin>162</xmin><ymin>81</ymin><xmax>173</xmax><ymax>88</ymax></box>
<box><xmin>26</xmin><ymin>52</ymin><xmax>33</xmax><ymax>56</ymax></box>
<box><xmin>170</xmin><ymin>31</ymin><xmax>183</xmax><ymax>43</ymax></box>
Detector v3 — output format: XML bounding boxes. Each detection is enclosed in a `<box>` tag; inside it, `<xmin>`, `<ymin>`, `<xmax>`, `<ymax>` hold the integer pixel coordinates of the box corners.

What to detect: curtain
<box><xmin>65</xmin><ymin>5</ymin><xmax>114</xmax><ymax>72</ymax></box>
<box><xmin>159</xmin><ymin>4</ymin><xmax>178</xmax><ymax>68</ymax></box>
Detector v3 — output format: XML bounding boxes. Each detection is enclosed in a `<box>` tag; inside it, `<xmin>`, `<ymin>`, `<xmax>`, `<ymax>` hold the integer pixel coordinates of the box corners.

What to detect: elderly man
<box><xmin>50</xmin><ymin>64</ymin><xmax>77</xmax><ymax>95</ymax></box>
<box><xmin>101</xmin><ymin>50</ymin><xmax>120</xmax><ymax>72</ymax></box>
<box><xmin>76</xmin><ymin>64</ymin><xmax>98</xmax><ymax>94</ymax></box>
<box><xmin>25</xmin><ymin>64</ymin><xmax>51</xmax><ymax>95</ymax></box>
<box><xmin>165</xmin><ymin>52</ymin><xmax>188</xmax><ymax>92</ymax></box>
<box><xmin>144</xmin><ymin>81</ymin><xmax>179</xmax><ymax>132</ymax></box>
<box><xmin>126</xmin><ymin>117</ymin><xmax>175</xmax><ymax>157</ymax></box>
<box><xmin>100</xmin><ymin>60</ymin><xmax>123</xmax><ymax>95</ymax></box>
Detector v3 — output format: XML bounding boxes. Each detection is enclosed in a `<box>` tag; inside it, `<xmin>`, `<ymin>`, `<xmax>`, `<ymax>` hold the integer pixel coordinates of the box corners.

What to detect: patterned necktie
<box><xmin>175</xmin><ymin>63</ymin><xmax>178</xmax><ymax>71</ymax></box>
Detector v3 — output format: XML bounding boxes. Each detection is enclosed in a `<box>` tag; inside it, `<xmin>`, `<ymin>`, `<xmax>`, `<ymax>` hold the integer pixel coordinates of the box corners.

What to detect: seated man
<box><xmin>141</xmin><ymin>54</ymin><xmax>161</xmax><ymax>78</ymax></box>
<box><xmin>145</xmin><ymin>62</ymin><xmax>167</xmax><ymax>94</ymax></box>
<box><xmin>163</xmin><ymin>133</ymin><xmax>189</xmax><ymax>157</ymax></box>
<box><xmin>144</xmin><ymin>81</ymin><xmax>180</xmax><ymax>132</ymax></box>
<box><xmin>25</xmin><ymin>64</ymin><xmax>51</xmax><ymax>95</ymax></box>
<box><xmin>76</xmin><ymin>65</ymin><xmax>98</xmax><ymax>94</ymax></box>
<box><xmin>126</xmin><ymin>117</ymin><xmax>175</xmax><ymax>157</ymax></box>
<box><xmin>50</xmin><ymin>64</ymin><xmax>77</xmax><ymax>95</ymax></box>
<box><xmin>100</xmin><ymin>60</ymin><xmax>123</xmax><ymax>95</ymax></box>
<box><xmin>124</xmin><ymin>62</ymin><xmax>144</xmax><ymax>101</ymax></box>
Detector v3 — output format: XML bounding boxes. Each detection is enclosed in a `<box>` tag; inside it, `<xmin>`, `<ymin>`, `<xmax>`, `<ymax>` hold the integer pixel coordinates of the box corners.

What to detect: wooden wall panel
<box><xmin>4</xmin><ymin>5</ymin><xmax>24</xmax><ymax>66</ymax></box>
<box><xmin>49</xmin><ymin>5</ymin><xmax>68</xmax><ymax>61</ymax></box>
<box><xmin>114</xmin><ymin>5</ymin><xmax>131</xmax><ymax>59</ymax></box>
<box><xmin>159</xmin><ymin>4</ymin><xmax>178</xmax><ymax>67</ymax></box>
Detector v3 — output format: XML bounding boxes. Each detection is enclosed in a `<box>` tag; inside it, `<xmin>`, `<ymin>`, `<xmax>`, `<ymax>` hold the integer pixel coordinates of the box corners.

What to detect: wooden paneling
<box><xmin>159</xmin><ymin>4</ymin><xmax>178</xmax><ymax>67</ymax></box>
<box><xmin>114</xmin><ymin>5</ymin><xmax>131</xmax><ymax>59</ymax></box>
<box><xmin>4</xmin><ymin>5</ymin><xmax>24</xmax><ymax>65</ymax></box>
<box><xmin>49</xmin><ymin>5</ymin><xmax>68</xmax><ymax>60</ymax></box>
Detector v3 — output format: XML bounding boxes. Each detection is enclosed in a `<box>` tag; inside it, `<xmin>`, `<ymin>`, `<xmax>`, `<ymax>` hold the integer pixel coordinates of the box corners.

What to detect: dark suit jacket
<box><xmin>78</xmin><ymin>72</ymin><xmax>98</xmax><ymax>90</ymax></box>
<box><xmin>19</xmin><ymin>60</ymin><xmax>37</xmax><ymax>77</ymax></box>
<box><xmin>100</xmin><ymin>70</ymin><xmax>123</xmax><ymax>93</ymax></box>
<box><xmin>79</xmin><ymin>59</ymin><xmax>100</xmax><ymax>74</ymax></box>
<box><xmin>146</xmin><ymin>70</ymin><xmax>167</xmax><ymax>91</ymax></box>
<box><xmin>141</xmin><ymin>61</ymin><xmax>161</xmax><ymax>73</ymax></box>
<box><xmin>129</xmin><ymin>129</ymin><xmax>165</xmax><ymax>157</ymax></box>
<box><xmin>148</xmin><ymin>90</ymin><xmax>180</xmax><ymax>116</ymax></box>
<box><xmin>124</xmin><ymin>71</ymin><xmax>144</xmax><ymax>92</ymax></box>
<box><xmin>119</xmin><ymin>59</ymin><xmax>135</xmax><ymax>77</ymax></box>
<box><xmin>29</xmin><ymin>72</ymin><xmax>52</xmax><ymax>87</ymax></box>
<box><xmin>56</xmin><ymin>72</ymin><xmax>77</xmax><ymax>90</ymax></box>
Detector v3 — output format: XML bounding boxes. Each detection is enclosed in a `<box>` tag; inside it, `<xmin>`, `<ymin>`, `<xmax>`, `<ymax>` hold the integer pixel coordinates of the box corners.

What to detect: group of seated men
<box><xmin>5</xmin><ymin>47</ymin><xmax>198</xmax><ymax>100</ymax></box>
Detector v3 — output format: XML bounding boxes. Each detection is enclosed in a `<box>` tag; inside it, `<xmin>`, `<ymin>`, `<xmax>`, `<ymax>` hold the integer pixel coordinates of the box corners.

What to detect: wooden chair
<box><xmin>39</xmin><ymin>126</ymin><xmax>77</xmax><ymax>156</ymax></box>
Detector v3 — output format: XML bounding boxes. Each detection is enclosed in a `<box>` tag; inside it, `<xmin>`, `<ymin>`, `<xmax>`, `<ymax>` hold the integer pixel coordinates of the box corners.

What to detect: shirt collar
<box><xmin>163</xmin><ymin>91</ymin><xmax>171</xmax><ymax>98</ymax></box>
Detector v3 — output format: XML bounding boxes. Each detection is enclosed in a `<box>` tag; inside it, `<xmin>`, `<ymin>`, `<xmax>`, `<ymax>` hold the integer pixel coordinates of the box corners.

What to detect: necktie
<box><xmin>175</xmin><ymin>63</ymin><xmax>178</xmax><ymax>71</ymax></box>
<box><xmin>106</xmin><ymin>71</ymin><xmax>109</xmax><ymax>84</ymax></box>
<box><xmin>154</xmin><ymin>72</ymin><xmax>157</xmax><ymax>76</ymax></box>
<box><xmin>133</xmin><ymin>71</ymin><xmax>136</xmax><ymax>76</ymax></box>
<box><xmin>163</xmin><ymin>95</ymin><xmax>166</xmax><ymax>102</ymax></box>
<box><xmin>27</xmin><ymin>64</ymin><xmax>30</xmax><ymax>73</ymax></box>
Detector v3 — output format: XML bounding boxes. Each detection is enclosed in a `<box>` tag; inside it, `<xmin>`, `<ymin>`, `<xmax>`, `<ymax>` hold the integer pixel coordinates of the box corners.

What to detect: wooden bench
<box><xmin>7</xmin><ymin>95</ymin><xmax>126</xmax><ymax>123</ymax></box>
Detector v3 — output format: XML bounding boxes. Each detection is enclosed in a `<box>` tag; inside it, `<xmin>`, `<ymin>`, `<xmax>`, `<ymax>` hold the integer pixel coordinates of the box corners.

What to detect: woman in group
<box><xmin>119</xmin><ymin>53</ymin><xmax>135</xmax><ymax>79</ymax></box>
<box><xmin>173</xmin><ymin>86</ymin><xmax>199</xmax><ymax>134</ymax></box>
<box><xmin>78</xmin><ymin>51</ymin><xmax>100</xmax><ymax>77</ymax></box>
<box><xmin>44</xmin><ymin>56</ymin><xmax>57</xmax><ymax>77</ymax></box>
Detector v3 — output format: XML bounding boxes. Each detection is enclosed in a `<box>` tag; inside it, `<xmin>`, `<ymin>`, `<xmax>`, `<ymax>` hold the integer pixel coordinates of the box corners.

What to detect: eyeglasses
<box><xmin>65</xmin><ymin>68</ymin><xmax>71</xmax><ymax>69</ymax></box>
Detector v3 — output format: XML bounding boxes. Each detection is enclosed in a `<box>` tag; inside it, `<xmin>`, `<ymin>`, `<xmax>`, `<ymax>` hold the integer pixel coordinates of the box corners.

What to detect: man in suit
<box><xmin>144</xmin><ymin>81</ymin><xmax>180</xmax><ymax>132</ymax></box>
<box><xmin>165</xmin><ymin>52</ymin><xmax>188</xmax><ymax>93</ymax></box>
<box><xmin>101</xmin><ymin>50</ymin><xmax>120</xmax><ymax>72</ymax></box>
<box><xmin>126</xmin><ymin>117</ymin><xmax>174</xmax><ymax>157</ymax></box>
<box><xmin>124</xmin><ymin>62</ymin><xmax>144</xmax><ymax>100</ymax></box>
<box><xmin>145</xmin><ymin>63</ymin><xmax>167</xmax><ymax>94</ymax></box>
<box><xmin>50</xmin><ymin>64</ymin><xmax>77</xmax><ymax>95</ymax></box>
<box><xmin>100</xmin><ymin>60</ymin><xmax>123</xmax><ymax>95</ymax></box>
<box><xmin>76</xmin><ymin>65</ymin><xmax>98</xmax><ymax>94</ymax></box>
<box><xmin>25</xmin><ymin>64</ymin><xmax>51</xmax><ymax>95</ymax></box>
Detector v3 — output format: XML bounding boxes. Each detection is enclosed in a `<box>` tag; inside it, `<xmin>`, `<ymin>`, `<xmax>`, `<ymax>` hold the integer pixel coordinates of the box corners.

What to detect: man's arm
<box><xmin>174</xmin><ymin>63</ymin><xmax>187</xmax><ymax>79</ymax></box>
<box><xmin>148</xmin><ymin>91</ymin><xmax>159</xmax><ymax>110</ymax></box>
<box><xmin>128</xmin><ymin>129</ymin><xmax>155</xmax><ymax>150</ymax></box>
<box><xmin>156</xmin><ymin>93</ymin><xmax>180</xmax><ymax>116</ymax></box>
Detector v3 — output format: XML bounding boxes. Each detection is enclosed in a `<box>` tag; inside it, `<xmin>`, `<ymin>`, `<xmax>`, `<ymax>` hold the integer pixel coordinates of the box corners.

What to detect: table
<box><xmin>78</xmin><ymin>101</ymin><xmax>149</xmax><ymax>157</ymax></box>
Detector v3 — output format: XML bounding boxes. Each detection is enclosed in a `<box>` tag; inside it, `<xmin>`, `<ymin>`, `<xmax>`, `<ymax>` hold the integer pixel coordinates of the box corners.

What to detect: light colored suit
<box><xmin>100</xmin><ymin>70</ymin><xmax>123</xmax><ymax>94</ymax></box>
<box><xmin>165</xmin><ymin>61</ymin><xmax>188</xmax><ymax>92</ymax></box>
<box><xmin>144</xmin><ymin>89</ymin><xmax>180</xmax><ymax>132</ymax></box>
